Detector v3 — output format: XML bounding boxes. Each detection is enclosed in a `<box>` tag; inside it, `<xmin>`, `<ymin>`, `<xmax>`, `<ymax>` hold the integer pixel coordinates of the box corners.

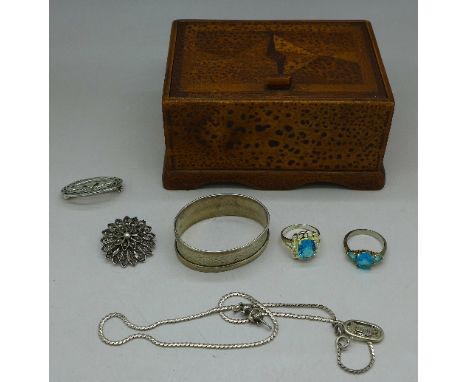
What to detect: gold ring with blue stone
<box><xmin>344</xmin><ymin>229</ymin><xmax>387</xmax><ymax>270</ymax></box>
<box><xmin>281</xmin><ymin>224</ymin><xmax>320</xmax><ymax>261</ymax></box>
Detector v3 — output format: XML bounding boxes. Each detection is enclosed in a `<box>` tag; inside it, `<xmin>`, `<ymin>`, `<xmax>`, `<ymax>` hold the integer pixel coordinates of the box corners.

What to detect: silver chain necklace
<box><xmin>98</xmin><ymin>292</ymin><xmax>383</xmax><ymax>374</ymax></box>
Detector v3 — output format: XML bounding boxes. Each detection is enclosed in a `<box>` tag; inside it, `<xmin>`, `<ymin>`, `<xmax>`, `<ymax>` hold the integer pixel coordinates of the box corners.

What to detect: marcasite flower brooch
<box><xmin>101</xmin><ymin>216</ymin><xmax>156</xmax><ymax>267</ymax></box>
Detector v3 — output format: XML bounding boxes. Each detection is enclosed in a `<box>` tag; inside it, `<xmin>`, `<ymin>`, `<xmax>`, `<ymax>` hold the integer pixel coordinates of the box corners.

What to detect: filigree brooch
<box><xmin>101</xmin><ymin>216</ymin><xmax>156</xmax><ymax>267</ymax></box>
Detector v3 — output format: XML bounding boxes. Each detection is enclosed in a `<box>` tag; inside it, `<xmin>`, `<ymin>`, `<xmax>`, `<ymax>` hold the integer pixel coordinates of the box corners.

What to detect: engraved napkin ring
<box><xmin>174</xmin><ymin>194</ymin><xmax>270</xmax><ymax>272</ymax></box>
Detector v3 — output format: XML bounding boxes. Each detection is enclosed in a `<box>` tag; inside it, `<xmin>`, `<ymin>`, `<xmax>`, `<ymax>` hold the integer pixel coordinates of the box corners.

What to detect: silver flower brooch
<box><xmin>101</xmin><ymin>216</ymin><xmax>156</xmax><ymax>267</ymax></box>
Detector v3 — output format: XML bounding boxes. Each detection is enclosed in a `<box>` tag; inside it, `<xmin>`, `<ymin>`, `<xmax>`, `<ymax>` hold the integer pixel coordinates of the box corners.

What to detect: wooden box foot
<box><xmin>163</xmin><ymin>163</ymin><xmax>385</xmax><ymax>191</ymax></box>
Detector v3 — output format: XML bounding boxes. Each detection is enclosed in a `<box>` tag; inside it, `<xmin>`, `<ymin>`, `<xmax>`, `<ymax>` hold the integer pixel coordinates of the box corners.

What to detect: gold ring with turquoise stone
<box><xmin>281</xmin><ymin>224</ymin><xmax>320</xmax><ymax>261</ymax></box>
<box><xmin>344</xmin><ymin>229</ymin><xmax>387</xmax><ymax>270</ymax></box>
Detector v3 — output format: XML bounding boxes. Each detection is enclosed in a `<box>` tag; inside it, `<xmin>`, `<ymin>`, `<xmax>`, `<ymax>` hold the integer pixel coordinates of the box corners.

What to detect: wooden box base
<box><xmin>163</xmin><ymin>157</ymin><xmax>385</xmax><ymax>190</ymax></box>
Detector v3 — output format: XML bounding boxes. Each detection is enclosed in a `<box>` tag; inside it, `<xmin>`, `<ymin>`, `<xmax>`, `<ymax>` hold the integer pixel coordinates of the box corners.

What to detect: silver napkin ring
<box><xmin>174</xmin><ymin>194</ymin><xmax>270</xmax><ymax>273</ymax></box>
<box><xmin>61</xmin><ymin>176</ymin><xmax>123</xmax><ymax>199</ymax></box>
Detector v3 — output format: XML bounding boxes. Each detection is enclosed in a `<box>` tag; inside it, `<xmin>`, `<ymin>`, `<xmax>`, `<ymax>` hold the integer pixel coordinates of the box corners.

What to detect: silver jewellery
<box><xmin>61</xmin><ymin>176</ymin><xmax>123</xmax><ymax>199</ymax></box>
<box><xmin>98</xmin><ymin>291</ymin><xmax>384</xmax><ymax>374</ymax></box>
<box><xmin>344</xmin><ymin>229</ymin><xmax>387</xmax><ymax>270</ymax></box>
<box><xmin>174</xmin><ymin>194</ymin><xmax>270</xmax><ymax>272</ymax></box>
<box><xmin>281</xmin><ymin>224</ymin><xmax>320</xmax><ymax>260</ymax></box>
<box><xmin>101</xmin><ymin>216</ymin><xmax>156</xmax><ymax>267</ymax></box>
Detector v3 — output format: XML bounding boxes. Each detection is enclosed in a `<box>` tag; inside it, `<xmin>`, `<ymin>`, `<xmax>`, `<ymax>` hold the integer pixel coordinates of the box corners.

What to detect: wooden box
<box><xmin>162</xmin><ymin>20</ymin><xmax>394</xmax><ymax>190</ymax></box>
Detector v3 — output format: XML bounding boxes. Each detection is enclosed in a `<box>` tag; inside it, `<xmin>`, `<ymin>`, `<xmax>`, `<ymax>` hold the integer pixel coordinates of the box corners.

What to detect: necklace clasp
<box><xmin>233</xmin><ymin>302</ymin><xmax>272</xmax><ymax>330</ymax></box>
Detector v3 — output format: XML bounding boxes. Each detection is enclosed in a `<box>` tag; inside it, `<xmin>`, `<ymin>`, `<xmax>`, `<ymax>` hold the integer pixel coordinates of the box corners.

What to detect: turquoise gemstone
<box><xmin>297</xmin><ymin>239</ymin><xmax>316</xmax><ymax>260</ymax></box>
<box><xmin>347</xmin><ymin>251</ymin><xmax>356</xmax><ymax>261</ymax></box>
<box><xmin>373</xmin><ymin>254</ymin><xmax>382</xmax><ymax>263</ymax></box>
<box><xmin>356</xmin><ymin>251</ymin><xmax>374</xmax><ymax>269</ymax></box>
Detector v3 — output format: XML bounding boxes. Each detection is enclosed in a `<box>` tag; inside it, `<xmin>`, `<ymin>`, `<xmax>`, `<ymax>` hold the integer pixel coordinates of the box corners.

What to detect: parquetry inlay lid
<box><xmin>166</xmin><ymin>20</ymin><xmax>392</xmax><ymax>100</ymax></box>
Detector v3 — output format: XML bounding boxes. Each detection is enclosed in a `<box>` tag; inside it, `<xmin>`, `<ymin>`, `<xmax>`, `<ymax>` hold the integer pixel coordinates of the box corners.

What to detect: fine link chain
<box><xmin>98</xmin><ymin>292</ymin><xmax>378</xmax><ymax>374</ymax></box>
<box><xmin>99</xmin><ymin>292</ymin><xmax>279</xmax><ymax>349</ymax></box>
<box><xmin>336</xmin><ymin>339</ymin><xmax>375</xmax><ymax>374</ymax></box>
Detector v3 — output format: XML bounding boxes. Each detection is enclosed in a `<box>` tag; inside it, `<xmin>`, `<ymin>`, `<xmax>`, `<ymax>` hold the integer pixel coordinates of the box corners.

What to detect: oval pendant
<box><xmin>343</xmin><ymin>320</ymin><xmax>384</xmax><ymax>343</ymax></box>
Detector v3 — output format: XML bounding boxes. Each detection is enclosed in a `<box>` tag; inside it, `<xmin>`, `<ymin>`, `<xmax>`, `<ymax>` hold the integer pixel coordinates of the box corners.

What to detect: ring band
<box><xmin>174</xmin><ymin>194</ymin><xmax>270</xmax><ymax>272</ymax></box>
<box><xmin>281</xmin><ymin>224</ymin><xmax>320</xmax><ymax>260</ymax></box>
<box><xmin>61</xmin><ymin>176</ymin><xmax>123</xmax><ymax>199</ymax></box>
<box><xmin>344</xmin><ymin>229</ymin><xmax>387</xmax><ymax>269</ymax></box>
